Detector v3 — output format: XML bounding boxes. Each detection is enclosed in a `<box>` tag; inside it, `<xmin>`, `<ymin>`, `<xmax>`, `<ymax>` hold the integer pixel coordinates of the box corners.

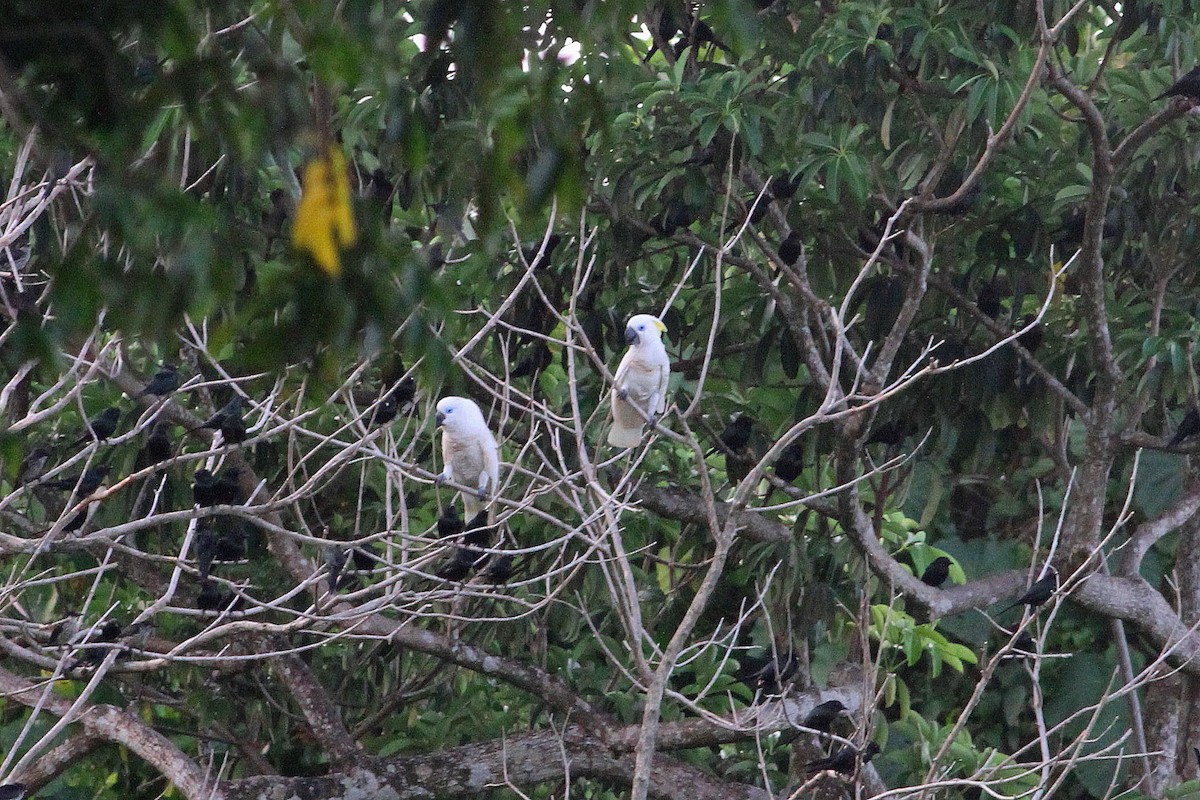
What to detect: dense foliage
<box><xmin>4</xmin><ymin>1</ymin><xmax>1200</xmax><ymax>799</ymax></box>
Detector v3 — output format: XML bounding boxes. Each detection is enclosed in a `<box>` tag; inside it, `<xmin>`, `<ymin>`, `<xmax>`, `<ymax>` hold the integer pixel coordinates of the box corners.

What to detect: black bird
<box><xmin>748</xmin><ymin>194</ymin><xmax>773</xmax><ymax>224</ymax></box>
<box><xmin>63</xmin><ymin>498</ymin><xmax>100</xmax><ymax>533</ymax></box>
<box><xmin>520</xmin><ymin>233</ymin><xmax>562</xmax><ymax>270</ymax></box>
<box><xmin>805</xmin><ymin>741</ymin><xmax>881</xmax><ymax>775</ymax></box>
<box><xmin>196</xmin><ymin>580</ymin><xmax>244</xmax><ymax>612</ymax></box>
<box><xmin>72</xmin><ymin>406</ymin><xmax>121</xmax><ymax>446</ymax></box>
<box><xmin>214</xmin><ymin>467</ymin><xmax>244</xmax><ymax>505</ymax></box>
<box><xmin>325</xmin><ymin>545</ymin><xmax>347</xmax><ymax>592</ymax></box>
<box><xmin>193</xmin><ymin>397</ymin><xmax>247</xmax><ymax>444</ymax></box>
<box><xmin>195</xmin><ymin>521</ymin><xmax>219</xmax><ymax>580</ymax></box>
<box><xmin>718</xmin><ymin>415</ymin><xmax>754</xmax><ymax>452</ymax></box>
<box><xmin>998</xmin><ymin>568</ymin><xmax>1059</xmax><ymax>615</ymax></box>
<box><xmin>437</xmin><ymin>506</ymin><xmax>463</xmax><ymax>538</ymax></box>
<box><xmin>67</xmin><ymin>620</ymin><xmax>124</xmax><ymax>668</ymax></box>
<box><xmin>778</xmin><ymin>230</ymin><xmax>803</xmax><ymax>266</ymax></box>
<box><xmin>44</xmin><ymin>465</ymin><xmax>110</xmax><ymax>496</ymax></box>
<box><xmin>366</xmin><ymin>168</ymin><xmax>395</xmax><ymax>225</ymax></box>
<box><xmin>192</xmin><ymin>469</ymin><xmax>221</xmax><ymax>507</ymax></box>
<box><xmin>1168</xmin><ymin>408</ymin><xmax>1200</xmax><ymax>447</ymax></box>
<box><xmin>142</xmin><ymin>422</ymin><xmax>173</xmax><ymax>466</ymax></box>
<box><xmin>866</xmin><ymin>418</ymin><xmax>918</xmax><ymax>446</ymax></box>
<box><xmin>511</xmin><ymin>342</ymin><xmax>553</xmax><ymax>380</ymax></box>
<box><xmin>740</xmin><ymin>651</ymin><xmax>798</xmax><ymax>695</ymax></box>
<box><xmin>438</xmin><ymin>546</ymin><xmax>484</xmax><ymax>581</ymax></box>
<box><xmin>920</xmin><ymin>556</ymin><xmax>952</xmax><ymax>588</ymax></box>
<box><xmin>352</xmin><ymin>542</ymin><xmax>379</xmax><ymax>572</ymax></box>
<box><xmin>484</xmin><ymin>553</ymin><xmax>514</xmax><ymax>583</ymax></box>
<box><xmin>774</xmin><ymin>439</ymin><xmax>805</xmax><ymax>483</ymax></box>
<box><xmin>977</xmin><ymin>282</ymin><xmax>1002</xmax><ymax>317</ymax></box>
<box><xmin>47</xmin><ymin>612</ymin><xmax>83</xmax><ymax>646</ymax></box>
<box><xmin>0</xmin><ymin>783</ymin><xmax>27</xmax><ymax>800</ymax></box>
<box><xmin>1008</xmin><ymin>630</ymin><xmax>1037</xmax><ymax>656</ymax></box>
<box><xmin>16</xmin><ymin>445</ymin><xmax>51</xmax><ymax>485</ymax></box>
<box><xmin>463</xmin><ymin>510</ymin><xmax>491</xmax><ymax>547</ymax></box>
<box><xmin>372</xmin><ymin>377</ymin><xmax>416</xmax><ymax>425</ymax></box>
<box><xmin>654</xmin><ymin>200</ymin><xmax>697</xmax><ymax>237</ymax></box>
<box><xmin>439</xmin><ymin>511</ymin><xmax>493</xmax><ymax>580</ymax></box>
<box><xmin>137</xmin><ymin>363</ymin><xmax>180</xmax><ymax>398</ymax></box>
<box><xmin>769</xmin><ymin>172</ymin><xmax>800</xmax><ymax>200</ymax></box>
<box><xmin>1155</xmin><ymin>65</ymin><xmax>1200</xmax><ymax>101</ymax></box>
<box><xmin>802</xmin><ymin>699</ymin><xmax>846</xmax><ymax>733</ymax></box>
<box><xmin>718</xmin><ymin>414</ymin><xmax>756</xmax><ymax>483</ymax></box>
<box><xmin>1017</xmin><ymin>318</ymin><xmax>1044</xmax><ymax>355</ymax></box>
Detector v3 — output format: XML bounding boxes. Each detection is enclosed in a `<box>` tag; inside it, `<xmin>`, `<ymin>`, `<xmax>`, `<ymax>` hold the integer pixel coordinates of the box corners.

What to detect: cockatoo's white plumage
<box><xmin>609</xmin><ymin>314</ymin><xmax>670</xmax><ymax>448</ymax></box>
<box><xmin>435</xmin><ymin>396</ymin><xmax>500</xmax><ymax>518</ymax></box>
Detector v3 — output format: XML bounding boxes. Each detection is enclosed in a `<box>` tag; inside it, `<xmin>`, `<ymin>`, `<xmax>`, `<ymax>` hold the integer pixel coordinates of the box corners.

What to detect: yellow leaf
<box><xmin>292</xmin><ymin>146</ymin><xmax>357</xmax><ymax>277</ymax></box>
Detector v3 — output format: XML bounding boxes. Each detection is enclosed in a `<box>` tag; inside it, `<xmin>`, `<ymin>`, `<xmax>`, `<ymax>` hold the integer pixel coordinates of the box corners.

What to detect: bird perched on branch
<box><xmin>739</xmin><ymin>650</ymin><xmax>798</xmax><ymax>696</ymax></box>
<box><xmin>192</xmin><ymin>397</ymin><xmax>247</xmax><ymax>444</ymax></box>
<box><xmin>1168</xmin><ymin>407</ymin><xmax>1200</xmax><ymax>447</ymax></box>
<box><xmin>435</xmin><ymin>397</ymin><xmax>500</xmax><ymax>519</ymax></box>
<box><xmin>802</xmin><ymin>699</ymin><xmax>846</xmax><ymax>733</ymax></box>
<box><xmin>998</xmin><ymin>567</ymin><xmax>1058</xmax><ymax>615</ymax></box>
<box><xmin>43</xmin><ymin>465</ymin><xmax>110</xmax><ymax>497</ymax></box>
<box><xmin>609</xmin><ymin>314</ymin><xmax>670</xmax><ymax>448</ymax></box>
<box><xmin>920</xmin><ymin>556</ymin><xmax>952</xmax><ymax>588</ymax></box>
<box><xmin>325</xmin><ymin>545</ymin><xmax>348</xmax><ymax>592</ymax></box>
<box><xmin>1155</xmin><ymin>65</ymin><xmax>1200</xmax><ymax>101</ymax></box>
<box><xmin>806</xmin><ymin>741</ymin><xmax>881</xmax><ymax>775</ymax></box>
<box><xmin>716</xmin><ymin>414</ymin><xmax>756</xmax><ymax>483</ymax></box>
<box><xmin>16</xmin><ymin>445</ymin><xmax>51</xmax><ymax>485</ymax></box>
<box><xmin>437</xmin><ymin>510</ymin><xmax>492</xmax><ymax>581</ymax></box>
<box><xmin>71</xmin><ymin>406</ymin><xmax>121</xmax><ymax>447</ymax></box>
<box><xmin>136</xmin><ymin>363</ymin><xmax>180</xmax><ymax>398</ymax></box>
<box><xmin>196</xmin><ymin>580</ymin><xmax>243</xmax><ymax>612</ymax></box>
<box><xmin>373</xmin><ymin>377</ymin><xmax>416</xmax><ymax>425</ymax></box>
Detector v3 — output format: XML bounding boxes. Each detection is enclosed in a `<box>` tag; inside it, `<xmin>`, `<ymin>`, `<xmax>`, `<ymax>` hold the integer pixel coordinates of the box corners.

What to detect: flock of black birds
<box><xmin>14</xmin><ymin>360</ymin><xmax>428</xmax><ymax>670</ymax></box>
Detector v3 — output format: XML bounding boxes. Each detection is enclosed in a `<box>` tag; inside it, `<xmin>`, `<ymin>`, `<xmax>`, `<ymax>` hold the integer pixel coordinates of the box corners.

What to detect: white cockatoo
<box><xmin>435</xmin><ymin>396</ymin><xmax>500</xmax><ymax>518</ymax></box>
<box><xmin>609</xmin><ymin>313</ymin><xmax>670</xmax><ymax>448</ymax></box>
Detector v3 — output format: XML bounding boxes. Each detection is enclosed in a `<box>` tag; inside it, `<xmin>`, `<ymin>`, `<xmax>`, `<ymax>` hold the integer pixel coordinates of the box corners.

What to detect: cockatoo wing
<box><xmin>609</xmin><ymin>349</ymin><xmax>669</xmax><ymax>447</ymax></box>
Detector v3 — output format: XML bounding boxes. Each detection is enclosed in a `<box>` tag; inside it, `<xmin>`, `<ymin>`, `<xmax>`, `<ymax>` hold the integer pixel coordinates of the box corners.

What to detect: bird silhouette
<box><xmin>738</xmin><ymin>651</ymin><xmax>798</xmax><ymax>695</ymax></box>
<box><xmin>778</xmin><ymin>231</ymin><xmax>803</xmax><ymax>266</ymax></box>
<box><xmin>43</xmin><ymin>465</ymin><xmax>110</xmax><ymax>496</ymax></box>
<box><xmin>484</xmin><ymin>553</ymin><xmax>514</xmax><ymax>583</ymax></box>
<box><xmin>136</xmin><ymin>363</ymin><xmax>180</xmax><ymax>398</ymax></box>
<box><xmin>718</xmin><ymin>415</ymin><xmax>754</xmax><ymax>452</ymax></box>
<box><xmin>196</xmin><ymin>580</ymin><xmax>243</xmax><ymax>612</ymax></box>
<box><xmin>192</xmin><ymin>397</ymin><xmax>247</xmax><ymax>444</ymax></box>
<box><xmin>141</xmin><ymin>422</ymin><xmax>173</xmax><ymax>466</ymax></box>
<box><xmin>372</xmin><ymin>377</ymin><xmax>416</xmax><ymax>425</ymax></box>
<box><xmin>802</xmin><ymin>699</ymin><xmax>846</xmax><ymax>733</ymax></box>
<box><xmin>1168</xmin><ymin>408</ymin><xmax>1200</xmax><ymax>447</ymax></box>
<box><xmin>17</xmin><ymin>445</ymin><xmax>51</xmax><ymax>485</ymax></box>
<box><xmin>325</xmin><ymin>545</ymin><xmax>347</xmax><ymax>592</ymax></box>
<box><xmin>998</xmin><ymin>568</ymin><xmax>1059</xmax><ymax>615</ymax></box>
<box><xmin>774</xmin><ymin>439</ymin><xmax>805</xmax><ymax>483</ymax></box>
<box><xmin>71</xmin><ymin>406</ymin><xmax>121</xmax><ymax>447</ymax></box>
<box><xmin>806</xmin><ymin>741</ymin><xmax>881</xmax><ymax>775</ymax></box>
<box><xmin>920</xmin><ymin>556</ymin><xmax>952</xmax><ymax>588</ymax></box>
<box><xmin>1155</xmin><ymin>65</ymin><xmax>1200</xmax><ymax>101</ymax></box>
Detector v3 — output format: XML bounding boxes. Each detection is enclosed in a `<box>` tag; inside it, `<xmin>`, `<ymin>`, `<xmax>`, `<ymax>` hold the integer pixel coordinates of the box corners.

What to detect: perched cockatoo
<box><xmin>435</xmin><ymin>396</ymin><xmax>500</xmax><ymax>518</ymax></box>
<box><xmin>609</xmin><ymin>314</ymin><xmax>670</xmax><ymax>448</ymax></box>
